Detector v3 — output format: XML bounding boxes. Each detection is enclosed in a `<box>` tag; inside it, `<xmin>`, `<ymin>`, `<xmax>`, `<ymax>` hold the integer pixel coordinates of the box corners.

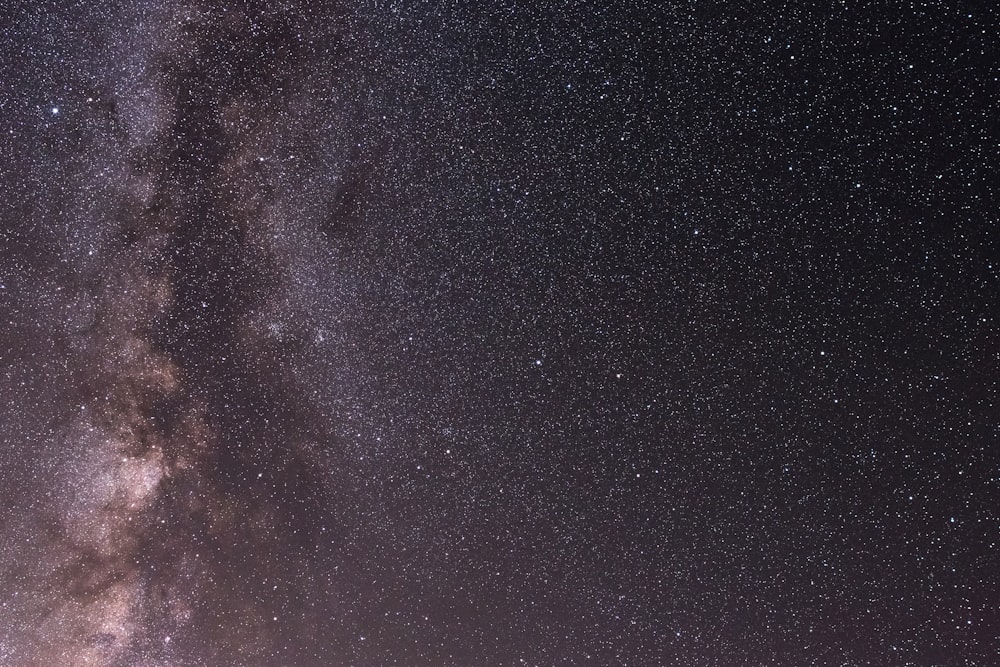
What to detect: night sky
<box><xmin>1</xmin><ymin>1</ymin><xmax>998</xmax><ymax>665</ymax></box>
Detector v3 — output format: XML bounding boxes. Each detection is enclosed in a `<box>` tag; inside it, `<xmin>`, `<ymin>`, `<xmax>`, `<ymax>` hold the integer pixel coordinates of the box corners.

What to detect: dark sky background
<box><xmin>0</xmin><ymin>1</ymin><xmax>998</xmax><ymax>665</ymax></box>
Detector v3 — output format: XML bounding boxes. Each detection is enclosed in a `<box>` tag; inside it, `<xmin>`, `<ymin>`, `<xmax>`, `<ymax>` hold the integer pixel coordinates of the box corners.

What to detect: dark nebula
<box><xmin>1</xmin><ymin>1</ymin><xmax>998</xmax><ymax>665</ymax></box>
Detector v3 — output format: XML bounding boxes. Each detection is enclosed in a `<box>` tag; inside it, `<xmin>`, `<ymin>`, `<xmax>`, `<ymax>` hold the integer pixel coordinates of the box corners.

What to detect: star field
<box><xmin>0</xmin><ymin>1</ymin><xmax>998</xmax><ymax>665</ymax></box>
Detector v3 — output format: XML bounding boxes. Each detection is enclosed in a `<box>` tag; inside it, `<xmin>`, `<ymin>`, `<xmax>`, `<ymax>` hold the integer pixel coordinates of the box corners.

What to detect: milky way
<box><xmin>2</xmin><ymin>1</ymin><xmax>999</xmax><ymax>665</ymax></box>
